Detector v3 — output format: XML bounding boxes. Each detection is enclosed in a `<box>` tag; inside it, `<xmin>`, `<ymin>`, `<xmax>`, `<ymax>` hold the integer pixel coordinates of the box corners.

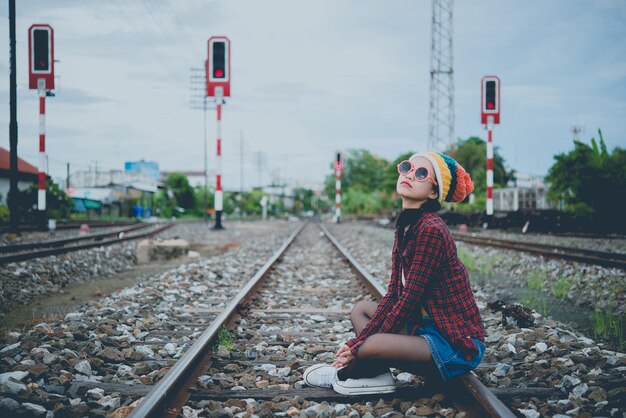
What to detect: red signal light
<box><xmin>215</xmin><ymin>69</ymin><xmax>224</xmax><ymax>77</ymax></box>
<box><xmin>487</xmin><ymin>102</ymin><xmax>494</xmax><ymax>109</ymax></box>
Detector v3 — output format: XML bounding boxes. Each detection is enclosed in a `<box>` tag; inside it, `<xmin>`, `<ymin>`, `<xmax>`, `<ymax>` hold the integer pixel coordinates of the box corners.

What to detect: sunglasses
<box><xmin>397</xmin><ymin>160</ymin><xmax>438</xmax><ymax>186</ymax></box>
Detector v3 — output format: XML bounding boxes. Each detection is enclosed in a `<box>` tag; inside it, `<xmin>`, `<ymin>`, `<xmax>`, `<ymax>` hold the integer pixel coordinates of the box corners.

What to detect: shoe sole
<box><xmin>332</xmin><ymin>382</ymin><xmax>396</xmax><ymax>395</ymax></box>
<box><xmin>303</xmin><ymin>364</ymin><xmax>335</xmax><ymax>388</ymax></box>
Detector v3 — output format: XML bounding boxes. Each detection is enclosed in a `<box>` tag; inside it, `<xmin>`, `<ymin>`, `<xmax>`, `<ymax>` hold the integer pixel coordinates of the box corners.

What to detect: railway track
<box><xmin>0</xmin><ymin>219</ymin><xmax>138</xmax><ymax>233</ymax></box>
<box><xmin>367</xmin><ymin>218</ymin><xmax>626</xmax><ymax>269</ymax></box>
<box><xmin>451</xmin><ymin>232</ymin><xmax>626</xmax><ymax>270</ymax></box>
<box><xmin>0</xmin><ymin>222</ymin><xmax>173</xmax><ymax>264</ymax></box>
<box><xmin>115</xmin><ymin>222</ymin><xmax>517</xmax><ymax>418</ymax></box>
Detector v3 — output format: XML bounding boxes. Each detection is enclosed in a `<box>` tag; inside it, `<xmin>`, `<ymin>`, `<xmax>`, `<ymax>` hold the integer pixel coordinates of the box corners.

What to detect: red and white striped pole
<box><xmin>38</xmin><ymin>80</ymin><xmax>46</xmax><ymax>212</ymax></box>
<box><xmin>335</xmin><ymin>167</ymin><xmax>341</xmax><ymax>223</ymax></box>
<box><xmin>213</xmin><ymin>101</ymin><xmax>224</xmax><ymax>229</ymax></box>
<box><xmin>486</xmin><ymin>116</ymin><xmax>494</xmax><ymax>217</ymax></box>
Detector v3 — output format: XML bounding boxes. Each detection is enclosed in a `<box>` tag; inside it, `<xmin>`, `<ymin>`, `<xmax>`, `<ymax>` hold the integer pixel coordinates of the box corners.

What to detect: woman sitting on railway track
<box><xmin>304</xmin><ymin>151</ymin><xmax>486</xmax><ymax>395</ymax></box>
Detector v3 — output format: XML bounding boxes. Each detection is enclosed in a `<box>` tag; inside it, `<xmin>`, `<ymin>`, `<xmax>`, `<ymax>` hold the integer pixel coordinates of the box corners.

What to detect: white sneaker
<box><xmin>332</xmin><ymin>372</ymin><xmax>396</xmax><ymax>395</ymax></box>
<box><xmin>303</xmin><ymin>364</ymin><xmax>338</xmax><ymax>388</ymax></box>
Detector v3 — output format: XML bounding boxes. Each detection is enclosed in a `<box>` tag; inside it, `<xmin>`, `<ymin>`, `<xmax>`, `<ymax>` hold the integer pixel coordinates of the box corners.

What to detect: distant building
<box><xmin>263</xmin><ymin>184</ymin><xmax>295</xmax><ymax>211</ymax></box>
<box><xmin>125</xmin><ymin>160</ymin><xmax>160</xmax><ymax>180</ymax></box>
<box><xmin>69</xmin><ymin>164</ymin><xmax>162</xmax><ymax>217</ymax></box>
<box><xmin>70</xmin><ymin>169</ymin><xmax>157</xmax><ymax>189</ymax></box>
<box><xmin>0</xmin><ymin>147</ymin><xmax>41</xmax><ymax>203</ymax></box>
<box><xmin>69</xmin><ymin>187</ymin><xmax>121</xmax><ymax>215</ymax></box>
<box><xmin>493</xmin><ymin>173</ymin><xmax>553</xmax><ymax>211</ymax></box>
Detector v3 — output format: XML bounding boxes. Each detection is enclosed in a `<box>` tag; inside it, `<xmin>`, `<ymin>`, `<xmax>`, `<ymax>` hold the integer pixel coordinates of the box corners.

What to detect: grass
<box><xmin>591</xmin><ymin>310</ymin><xmax>626</xmax><ymax>351</ymax></box>
<box><xmin>591</xmin><ymin>310</ymin><xmax>625</xmax><ymax>351</ymax></box>
<box><xmin>552</xmin><ymin>278</ymin><xmax>572</xmax><ymax>298</ymax></box>
<box><xmin>522</xmin><ymin>294</ymin><xmax>550</xmax><ymax>317</ymax></box>
<box><xmin>212</xmin><ymin>326</ymin><xmax>236</xmax><ymax>351</ymax></box>
<box><xmin>457</xmin><ymin>248</ymin><xmax>506</xmax><ymax>279</ymax></box>
<box><xmin>457</xmin><ymin>247</ymin><xmax>477</xmax><ymax>272</ymax></box>
<box><xmin>477</xmin><ymin>254</ymin><xmax>503</xmax><ymax>277</ymax></box>
<box><xmin>526</xmin><ymin>269</ymin><xmax>544</xmax><ymax>291</ymax></box>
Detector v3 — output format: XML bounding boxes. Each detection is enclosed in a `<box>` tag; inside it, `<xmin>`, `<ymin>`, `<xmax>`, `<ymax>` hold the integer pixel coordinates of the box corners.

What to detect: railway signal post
<box><xmin>28</xmin><ymin>24</ymin><xmax>55</xmax><ymax>226</ymax></box>
<box><xmin>334</xmin><ymin>151</ymin><xmax>343</xmax><ymax>223</ymax></box>
<box><xmin>206</xmin><ymin>36</ymin><xmax>231</xmax><ymax>230</ymax></box>
<box><xmin>481</xmin><ymin>76</ymin><xmax>500</xmax><ymax>227</ymax></box>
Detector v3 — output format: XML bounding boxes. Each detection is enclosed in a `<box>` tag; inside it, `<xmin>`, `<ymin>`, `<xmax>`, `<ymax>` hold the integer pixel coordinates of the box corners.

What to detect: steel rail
<box><xmin>0</xmin><ymin>223</ymin><xmax>174</xmax><ymax>265</ymax></box>
<box><xmin>317</xmin><ymin>223</ymin><xmax>516</xmax><ymax>418</ymax></box>
<box><xmin>451</xmin><ymin>232</ymin><xmax>626</xmax><ymax>269</ymax></box>
<box><xmin>0</xmin><ymin>219</ymin><xmax>138</xmax><ymax>233</ymax></box>
<box><xmin>128</xmin><ymin>222</ymin><xmax>307</xmax><ymax>418</ymax></box>
<box><xmin>0</xmin><ymin>223</ymin><xmax>150</xmax><ymax>254</ymax></box>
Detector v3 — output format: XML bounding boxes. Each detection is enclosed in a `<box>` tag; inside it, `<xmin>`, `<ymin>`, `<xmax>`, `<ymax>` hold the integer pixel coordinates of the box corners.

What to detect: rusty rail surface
<box><xmin>0</xmin><ymin>222</ymin><xmax>150</xmax><ymax>254</ymax></box>
<box><xmin>128</xmin><ymin>223</ymin><xmax>307</xmax><ymax>418</ymax></box>
<box><xmin>0</xmin><ymin>219</ymin><xmax>138</xmax><ymax>233</ymax></box>
<box><xmin>0</xmin><ymin>223</ymin><xmax>174</xmax><ymax>264</ymax></box>
<box><xmin>451</xmin><ymin>232</ymin><xmax>626</xmax><ymax>269</ymax></box>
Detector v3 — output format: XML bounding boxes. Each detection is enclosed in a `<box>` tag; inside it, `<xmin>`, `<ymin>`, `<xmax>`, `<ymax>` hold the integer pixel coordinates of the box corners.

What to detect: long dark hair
<box><xmin>422</xmin><ymin>198</ymin><xmax>441</xmax><ymax>213</ymax></box>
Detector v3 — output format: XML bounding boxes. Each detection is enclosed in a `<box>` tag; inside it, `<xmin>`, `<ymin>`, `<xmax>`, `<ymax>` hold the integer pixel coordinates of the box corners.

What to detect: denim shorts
<box><xmin>408</xmin><ymin>317</ymin><xmax>485</xmax><ymax>381</ymax></box>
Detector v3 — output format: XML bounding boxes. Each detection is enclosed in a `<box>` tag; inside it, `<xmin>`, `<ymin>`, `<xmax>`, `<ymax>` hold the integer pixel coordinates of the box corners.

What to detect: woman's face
<box><xmin>396</xmin><ymin>156</ymin><xmax>439</xmax><ymax>203</ymax></box>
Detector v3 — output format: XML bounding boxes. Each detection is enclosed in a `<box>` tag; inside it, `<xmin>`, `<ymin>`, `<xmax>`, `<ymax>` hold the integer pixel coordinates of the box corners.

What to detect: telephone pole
<box><xmin>189</xmin><ymin>67</ymin><xmax>209</xmax><ymax>222</ymax></box>
<box><xmin>8</xmin><ymin>0</ymin><xmax>19</xmax><ymax>232</ymax></box>
<box><xmin>239</xmin><ymin>129</ymin><xmax>244</xmax><ymax>219</ymax></box>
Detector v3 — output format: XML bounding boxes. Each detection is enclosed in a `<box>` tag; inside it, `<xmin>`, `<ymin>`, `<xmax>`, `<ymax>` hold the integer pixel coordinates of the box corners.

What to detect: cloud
<box><xmin>51</xmin><ymin>87</ymin><xmax>120</xmax><ymax>107</ymax></box>
<box><xmin>1</xmin><ymin>0</ymin><xmax>624</xmax><ymax>187</ymax></box>
<box><xmin>504</xmin><ymin>85</ymin><xmax>563</xmax><ymax>111</ymax></box>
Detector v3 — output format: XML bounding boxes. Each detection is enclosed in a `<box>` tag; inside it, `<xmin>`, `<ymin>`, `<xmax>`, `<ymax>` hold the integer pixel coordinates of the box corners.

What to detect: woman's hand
<box><xmin>332</xmin><ymin>344</ymin><xmax>354</xmax><ymax>368</ymax></box>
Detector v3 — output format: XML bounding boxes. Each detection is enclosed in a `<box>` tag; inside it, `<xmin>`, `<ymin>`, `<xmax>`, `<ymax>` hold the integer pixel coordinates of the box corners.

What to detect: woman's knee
<box><xmin>350</xmin><ymin>300</ymin><xmax>368</xmax><ymax>321</ymax></box>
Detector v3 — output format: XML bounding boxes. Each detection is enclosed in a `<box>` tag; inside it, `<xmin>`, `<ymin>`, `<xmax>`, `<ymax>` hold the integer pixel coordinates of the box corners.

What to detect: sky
<box><xmin>1</xmin><ymin>0</ymin><xmax>625</xmax><ymax>191</ymax></box>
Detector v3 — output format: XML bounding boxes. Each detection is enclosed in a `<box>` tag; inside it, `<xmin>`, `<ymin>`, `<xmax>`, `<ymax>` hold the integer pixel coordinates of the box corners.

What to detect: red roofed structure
<box><xmin>0</xmin><ymin>147</ymin><xmax>38</xmax><ymax>175</ymax></box>
<box><xmin>0</xmin><ymin>147</ymin><xmax>39</xmax><ymax>203</ymax></box>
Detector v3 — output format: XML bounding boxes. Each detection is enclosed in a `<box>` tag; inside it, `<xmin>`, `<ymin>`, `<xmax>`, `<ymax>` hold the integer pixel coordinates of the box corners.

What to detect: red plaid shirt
<box><xmin>345</xmin><ymin>212</ymin><xmax>485</xmax><ymax>360</ymax></box>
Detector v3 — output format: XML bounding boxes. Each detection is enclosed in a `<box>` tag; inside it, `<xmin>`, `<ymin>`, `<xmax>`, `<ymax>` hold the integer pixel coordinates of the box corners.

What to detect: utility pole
<box><xmin>254</xmin><ymin>152</ymin><xmax>266</xmax><ymax>189</ymax></box>
<box><xmin>8</xmin><ymin>0</ymin><xmax>19</xmax><ymax>233</ymax></box>
<box><xmin>571</xmin><ymin>125</ymin><xmax>585</xmax><ymax>141</ymax></box>
<box><xmin>239</xmin><ymin>129</ymin><xmax>244</xmax><ymax>220</ymax></box>
<box><xmin>189</xmin><ymin>67</ymin><xmax>209</xmax><ymax>222</ymax></box>
<box><xmin>203</xmin><ymin>97</ymin><xmax>208</xmax><ymax>222</ymax></box>
<box><xmin>66</xmin><ymin>163</ymin><xmax>70</xmax><ymax>189</ymax></box>
<box><xmin>428</xmin><ymin>0</ymin><xmax>455</xmax><ymax>151</ymax></box>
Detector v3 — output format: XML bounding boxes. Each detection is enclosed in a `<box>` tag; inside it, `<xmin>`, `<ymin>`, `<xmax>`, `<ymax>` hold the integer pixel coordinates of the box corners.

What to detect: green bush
<box><xmin>546</xmin><ymin>130</ymin><xmax>625</xmax><ymax>232</ymax></box>
<box><xmin>7</xmin><ymin>180</ymin><xmax>74</xmax><ymax>223</ymax></box>
<box><xmin>0</xmin><ymin>205</ymin><xmax>9</xmax><ymax>222</ymax></box>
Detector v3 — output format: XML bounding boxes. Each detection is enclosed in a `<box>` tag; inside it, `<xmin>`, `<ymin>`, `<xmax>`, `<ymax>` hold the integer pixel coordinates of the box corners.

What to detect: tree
<box><xmin>545</xmin><ymin>130</ymin><xmax>625</xmax><ymax>231</ymax></box>
<box><xmin>293</xmin><ymin>188</ymin><xmax>315</xmax><ymax>214</ymax></box>
<box><xmin>194</xmin><ymin>186</ymin><xmax>214</xmax><ymax>217</ymax></box>
<box><xmin>8</xmin><ymin>180</ymin><xmax>74</xmax><ymax>222</ymax></box>
<box><xmin>324</xmin><ymin>149</ymin><xmax>389</xmax><ymax>199</ymax></box>
<box><xmin>445</xmin><ymin>136</ymin><xmax>515</xmax><ymax>198</ymax></box>
<box><xmin>154</xmin><ymin>189</ymin><xmax>175</xmax><ymax>218</ymax></box>
<box><xmin>164</xmin><ymin>173</ymin><xmax>196</xmax><ymax>211</ymax></box>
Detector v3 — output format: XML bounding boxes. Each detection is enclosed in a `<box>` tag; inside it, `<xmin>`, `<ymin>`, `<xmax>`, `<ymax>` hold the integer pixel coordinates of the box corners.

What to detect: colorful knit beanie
<box><xmin>410</xmin><ymin>152</ymin><xmax>474</xmax><ymax>203</ymax></box>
